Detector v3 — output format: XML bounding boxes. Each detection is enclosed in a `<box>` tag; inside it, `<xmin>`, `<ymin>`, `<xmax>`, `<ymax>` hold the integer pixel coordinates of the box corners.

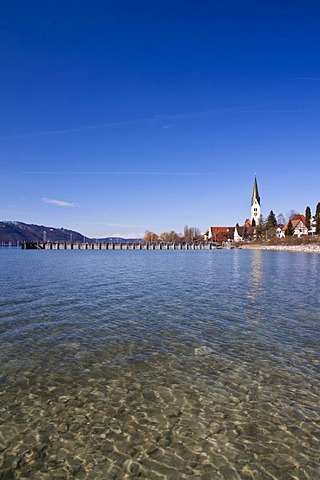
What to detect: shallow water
<box><xmin>0</xmin><ymin>249</ymin><xmax>319</xmax><ymax>479</ymax></box>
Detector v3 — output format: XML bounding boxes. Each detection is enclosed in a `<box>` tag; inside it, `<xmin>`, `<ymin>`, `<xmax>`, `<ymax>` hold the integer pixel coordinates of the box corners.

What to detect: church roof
<box><xmin>251</xmin><ymin>176</ymin><xmax>261</xmax><ymax>206</ymax></box>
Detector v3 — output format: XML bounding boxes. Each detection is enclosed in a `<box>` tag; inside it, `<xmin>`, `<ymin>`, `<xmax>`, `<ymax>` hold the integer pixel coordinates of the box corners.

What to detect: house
<box><xmin>234</xmin><ymin>224</ymin><xmax>255</xmax><ymax>242</ymax></box>
<box><xmin>208</xmin><ymin>226</ymin><xmax>235</xmax><ymax>243</ymax></box>
<box><xmin>207</xmin><ymin>223</ymin><xmax>256</xmax><ymax>243</ymax></box>
<box><xmin>310</xmin><ymin>216</ymin><xmax>317</xmax><ymax>235</ymax></box>
<box><xmin>281</xmin><ymin>214</ymin><xmax>309</xmax><ymax>237</ymax></box>
<box><xmin>234</xmin><ymin>225</ymin><xmax>243</xmax><ymax>242</ymax></box>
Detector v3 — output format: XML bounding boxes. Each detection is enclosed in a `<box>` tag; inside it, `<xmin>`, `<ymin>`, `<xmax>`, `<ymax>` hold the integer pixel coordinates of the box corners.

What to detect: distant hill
<box><xmin>0</xmin><ymin>221</ymin><xmax>85</xmax><ymax>243</ymax></box>
<box><xmin>0</xmin><ymin>221</ymin><xmax>141</xmax><ymax>244</ymax></box>
<box><xmin>96</xmin><ymin>237</ymin><xmax>141</xmax><ymax>243</ymax></box>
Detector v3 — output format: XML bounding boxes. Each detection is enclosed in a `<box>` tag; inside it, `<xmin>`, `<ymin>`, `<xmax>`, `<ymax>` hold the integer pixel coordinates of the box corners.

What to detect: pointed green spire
<box><xmin>251</xmin><ymin>175</ymin><xmax>260</xmax><ymax>206</ymax></box>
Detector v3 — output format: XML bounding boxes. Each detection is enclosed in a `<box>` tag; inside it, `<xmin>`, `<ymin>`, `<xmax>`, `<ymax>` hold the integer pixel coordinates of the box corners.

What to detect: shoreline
<box><xmin>238</xmin><ymin>243</ymin><xmax>320</xmax><ymax>254</ymax></box>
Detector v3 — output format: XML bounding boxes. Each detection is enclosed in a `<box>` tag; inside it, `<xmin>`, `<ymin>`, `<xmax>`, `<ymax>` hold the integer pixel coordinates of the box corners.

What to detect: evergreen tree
<box><xmin>255</xmin><ymin>215</ymin><xmax>266</xmax><ymax>238</ymax></box>
<box><xmin>266</xmin><ymin>210</ymin><xmax>277</xmax><ymax>230</ymax></box>
<box><xmin>265</xmin><ymin>210</ymin><xmax>277</xmax><ymax>238</ymax></box>
<box><xmin>305</xmin><ymin>206</ymin><xmax>311</xmax><ymax>229</ymax></box>
<box><xmin>285</xmin><ymin>219</ymin><xmax>294</xmax><ymax>236</ymax></box>
<box><xmin>316</xmin><ymin>202</ymin><xmax>320</xmax><ymax>234</ymax></box>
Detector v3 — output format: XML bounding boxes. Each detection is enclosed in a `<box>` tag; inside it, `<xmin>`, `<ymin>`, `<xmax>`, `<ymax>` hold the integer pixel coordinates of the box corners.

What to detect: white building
<box><xmin>251</xmin><ymin>176</ymin><xmax>261</xmax><ymax>226</ymax></box>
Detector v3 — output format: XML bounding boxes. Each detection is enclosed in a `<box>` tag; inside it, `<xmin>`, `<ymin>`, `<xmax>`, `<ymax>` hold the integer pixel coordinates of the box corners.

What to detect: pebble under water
<box><xmin>0</xmin><ymin>249</ymin><xmax>319</xmax><ymax>479</ymax></box>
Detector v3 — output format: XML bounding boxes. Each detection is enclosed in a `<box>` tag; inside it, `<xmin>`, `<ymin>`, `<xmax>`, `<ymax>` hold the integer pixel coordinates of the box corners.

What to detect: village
<box><xmin>143</xmin><ymin>176</ymin><xmax>320</xmax><ymax>246</ymax></box>
<box><xmin>205</xmin><ymin>176</ymin><xmax>320</xmax><ymax>244</ymax></box>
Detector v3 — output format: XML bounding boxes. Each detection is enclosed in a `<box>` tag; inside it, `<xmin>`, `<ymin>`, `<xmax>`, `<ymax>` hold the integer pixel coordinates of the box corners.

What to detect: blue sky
<box><xmin>1</xmin><ymin>1</ymin><xmax>320</xmax><ymax>238</ymax></box>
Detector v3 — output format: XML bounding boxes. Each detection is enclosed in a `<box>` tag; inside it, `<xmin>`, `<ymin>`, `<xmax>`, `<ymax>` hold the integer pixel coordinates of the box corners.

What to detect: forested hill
<box><xmin>0</xmin><ymin>221</ymin><xmax>140</xmax><ymax>244</ymax></box>
<box><xmin>0</xmin><ymin>221</ymin><xmax>85</xmax><ymax>243</ymax></box>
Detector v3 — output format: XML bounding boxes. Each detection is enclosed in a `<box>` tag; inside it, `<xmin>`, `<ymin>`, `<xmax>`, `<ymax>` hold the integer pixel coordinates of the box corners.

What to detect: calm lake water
<box><xmin>0</xmin><ymin>249</ymin><xmax>319</xmax><ymax>479</ymax></box>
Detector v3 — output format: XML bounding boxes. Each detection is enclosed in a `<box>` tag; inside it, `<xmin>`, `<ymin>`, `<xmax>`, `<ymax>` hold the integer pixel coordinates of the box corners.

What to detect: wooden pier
<box><xmin>21</xmin><ymin>241</ymin><xmax>223</xmax><ymax>251</ymax></box>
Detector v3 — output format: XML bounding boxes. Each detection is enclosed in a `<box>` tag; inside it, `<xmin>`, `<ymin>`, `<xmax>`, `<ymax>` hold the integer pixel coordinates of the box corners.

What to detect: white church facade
<box><xmin>251</xmin><ymin>176</ymin><xmax>261</xmax><ymax>226</ymax></box>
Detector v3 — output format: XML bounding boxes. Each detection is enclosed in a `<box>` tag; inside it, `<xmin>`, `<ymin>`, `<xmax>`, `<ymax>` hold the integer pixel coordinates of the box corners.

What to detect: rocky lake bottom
<box><xmin>1</xmin><ymin>249</ymin><xmax>319</xmax><ymax>479</ymax></box>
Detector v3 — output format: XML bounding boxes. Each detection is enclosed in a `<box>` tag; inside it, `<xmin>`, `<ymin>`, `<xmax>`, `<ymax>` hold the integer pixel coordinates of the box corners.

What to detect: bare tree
<box><xmin>184</xmin><ymin>225</ymin><xmax>201</xmax><ymax>242</ymax></box>
<box><xmin>184</xmin><ymin>224</ymin><xmax>190</xmax><ymax>242</ymax></box>
<box><xmin>160</xmin><ymin>231</ymin><xmax>181</xmax><ymax>242</ymax></box>
<box><xmin>287</xmin><ymin>210</ymin><xmax>298</xmax><ymax>221</ymax></box>
<box><xmin>143</xmin><ymin>231</ymin><xmax>158</xmax><ymax>243</ymax></box>
<box><xmin>277</xmin><ymin>213</ymin><xmax>286</xmax><ymax>226</ymax></box>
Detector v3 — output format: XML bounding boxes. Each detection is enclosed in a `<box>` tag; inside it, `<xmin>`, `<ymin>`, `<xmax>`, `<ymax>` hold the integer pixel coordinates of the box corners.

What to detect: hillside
<box><xmin>0</xmin><ymin>221</ymin><xmax>141</xmax><ymax>244</ymax></box>
<box><xmin>0</xmin><ymin>221</ymin><xmax>85</xmax><ymax>243</ymax></box>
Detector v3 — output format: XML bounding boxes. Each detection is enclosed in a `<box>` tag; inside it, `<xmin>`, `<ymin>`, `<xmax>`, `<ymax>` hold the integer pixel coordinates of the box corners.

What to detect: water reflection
<box><xmin>246</xmin><ymin>249</ymin><xmax>263</xmax><ymax>301</ymax></box>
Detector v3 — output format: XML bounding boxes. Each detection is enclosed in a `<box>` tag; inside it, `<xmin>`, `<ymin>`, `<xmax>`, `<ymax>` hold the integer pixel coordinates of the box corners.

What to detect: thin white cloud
<box><xmin>41</xmin><ymin>197</ymin><xmax>80</xmax><ymax>208</ymax></box>
<box><xmin>0</xmin><ymin>109</ymin><xmax>233</xmax><ymax>140</ymax></box>
<box><xmin>1</xmin><ymin>102</ymin><xmax>303</xmax><ymax>141</ymax></box>
<box><xmin>27</xmin><ymin>171</ymin><xmax>219</xmax><ymax>176</ymax></box>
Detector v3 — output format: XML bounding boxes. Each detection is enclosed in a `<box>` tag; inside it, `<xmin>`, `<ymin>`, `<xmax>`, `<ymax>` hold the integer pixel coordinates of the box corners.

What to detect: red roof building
<box><xmin>282</xmin><ymin>214</ymin><xmax>308</xmax><ymax>237</ymax></box>
<box><xmin>208</xmin><ymin>227</ymin><xmax>235</xmax><ymax>243</ymax></box>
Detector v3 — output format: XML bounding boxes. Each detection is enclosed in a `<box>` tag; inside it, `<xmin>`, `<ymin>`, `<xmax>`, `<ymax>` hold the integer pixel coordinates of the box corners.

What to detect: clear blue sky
<box><xmin>1</xmin><ymin>1</ymin><xmax>319</xmax><ymax>238</ymax></box>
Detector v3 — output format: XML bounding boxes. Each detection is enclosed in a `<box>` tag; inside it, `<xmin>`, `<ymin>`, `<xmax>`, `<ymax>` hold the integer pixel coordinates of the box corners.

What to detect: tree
<box><xmin>265</xmin><ymin>210</ymin><xmax>277</xmax><ymax>238</ymax></box>
<box><xmin>287</xmin><ymin>210</ymin><xmax>298</xmax><ymax>221</ymax></box>
<box><xmin>315</xmin><ymin>202</ymin><xmax>320</xmax><ymax>235</ymax></box>
<box><xmin>277</xmin><ymin>213</ymin><xmax>286</xmax><ymax>227</ymax></box>
<box><xmin>184</xmin><ymin>225</ymin><xmax>192</xmax><ymax>242</ymax></box>
<box><xmin>266</xmin><ymin>210</ymin><xmax>277</xmax><ymax>229</ymax></box>
<box><xmin>160</xmin><ymin>231</ymin><xmax>181</xmax><ymax>242</ymax></box>
<box><xmin>184</xmin><ymin>225</ymin><xmax>201</xmax><ymax>242</ymax></box>
<box><xmin>143</xmin><ymin>230</ymin><xmax>158</xmax><ymax>243</ymax></box>
<box><xmin>305</xmin><ymin>206</ymin><xmax>311</xmax><ymax>229</ymax></box>
<box><xmin>255</xmin><ymin>215</ymin><xmax>266</xmax><ymax>238</ymax></box>
<box><xmin>285</xmin><ymin>219</ymin><xmax>294</xmax><ymax>236</ymax></box>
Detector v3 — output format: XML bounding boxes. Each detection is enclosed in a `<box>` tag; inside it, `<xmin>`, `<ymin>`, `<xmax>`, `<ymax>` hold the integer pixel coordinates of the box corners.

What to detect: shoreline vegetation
<box><xmin>237</xmin><ymin>237</ymin><xmax>320</xmax><ymax>253</ymax></box>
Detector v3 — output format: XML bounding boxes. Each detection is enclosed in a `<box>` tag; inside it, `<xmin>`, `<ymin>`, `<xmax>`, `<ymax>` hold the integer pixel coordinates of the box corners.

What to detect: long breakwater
<box><xmin>21</xmin><ymin>241</ymin><xmax>223</xmax><ymax>250</ymax></box>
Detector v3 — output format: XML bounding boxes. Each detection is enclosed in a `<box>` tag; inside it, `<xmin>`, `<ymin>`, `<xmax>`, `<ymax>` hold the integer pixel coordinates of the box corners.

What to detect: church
<box><xmin>206</xmin><ymin>176</ymin><xmax>261</xmax><ymax>243</ymax></box>
<box><xmin>250</xmin><ymin>175</ymin><xmax>261</xmax><ymax>226</ymax></box>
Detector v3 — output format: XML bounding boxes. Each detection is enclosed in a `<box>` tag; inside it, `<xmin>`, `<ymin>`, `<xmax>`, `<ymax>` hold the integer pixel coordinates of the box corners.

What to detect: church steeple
<box><xmin>251</xmin><ymin>175</ymin><xmax>260</xmax><ymax>206</ymax></box>
<box><xmin>251</xmin><ymin>175</ymin><xmax>261</xmax><ymax>225</ymax></box>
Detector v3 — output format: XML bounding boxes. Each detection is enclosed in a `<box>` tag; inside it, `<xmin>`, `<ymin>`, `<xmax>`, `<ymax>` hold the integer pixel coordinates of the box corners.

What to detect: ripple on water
<box><xmin>0</xmin><ymin>250</ymin><xmax>320</xmax><ymax>479</ymax></box>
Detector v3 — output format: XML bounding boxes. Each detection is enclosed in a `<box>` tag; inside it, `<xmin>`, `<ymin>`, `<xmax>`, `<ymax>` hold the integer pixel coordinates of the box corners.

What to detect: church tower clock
<box><xmin>251</xmin><ymin>175</ymin><xmax>261</xmax><ymax>226</ymax></box>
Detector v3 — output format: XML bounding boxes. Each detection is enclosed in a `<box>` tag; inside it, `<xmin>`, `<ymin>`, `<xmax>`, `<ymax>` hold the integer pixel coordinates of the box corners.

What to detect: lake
<box><xmin>0</xmin><ymin>249</ymin><xmax>319</xmax><ymax>479</ymax></box>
